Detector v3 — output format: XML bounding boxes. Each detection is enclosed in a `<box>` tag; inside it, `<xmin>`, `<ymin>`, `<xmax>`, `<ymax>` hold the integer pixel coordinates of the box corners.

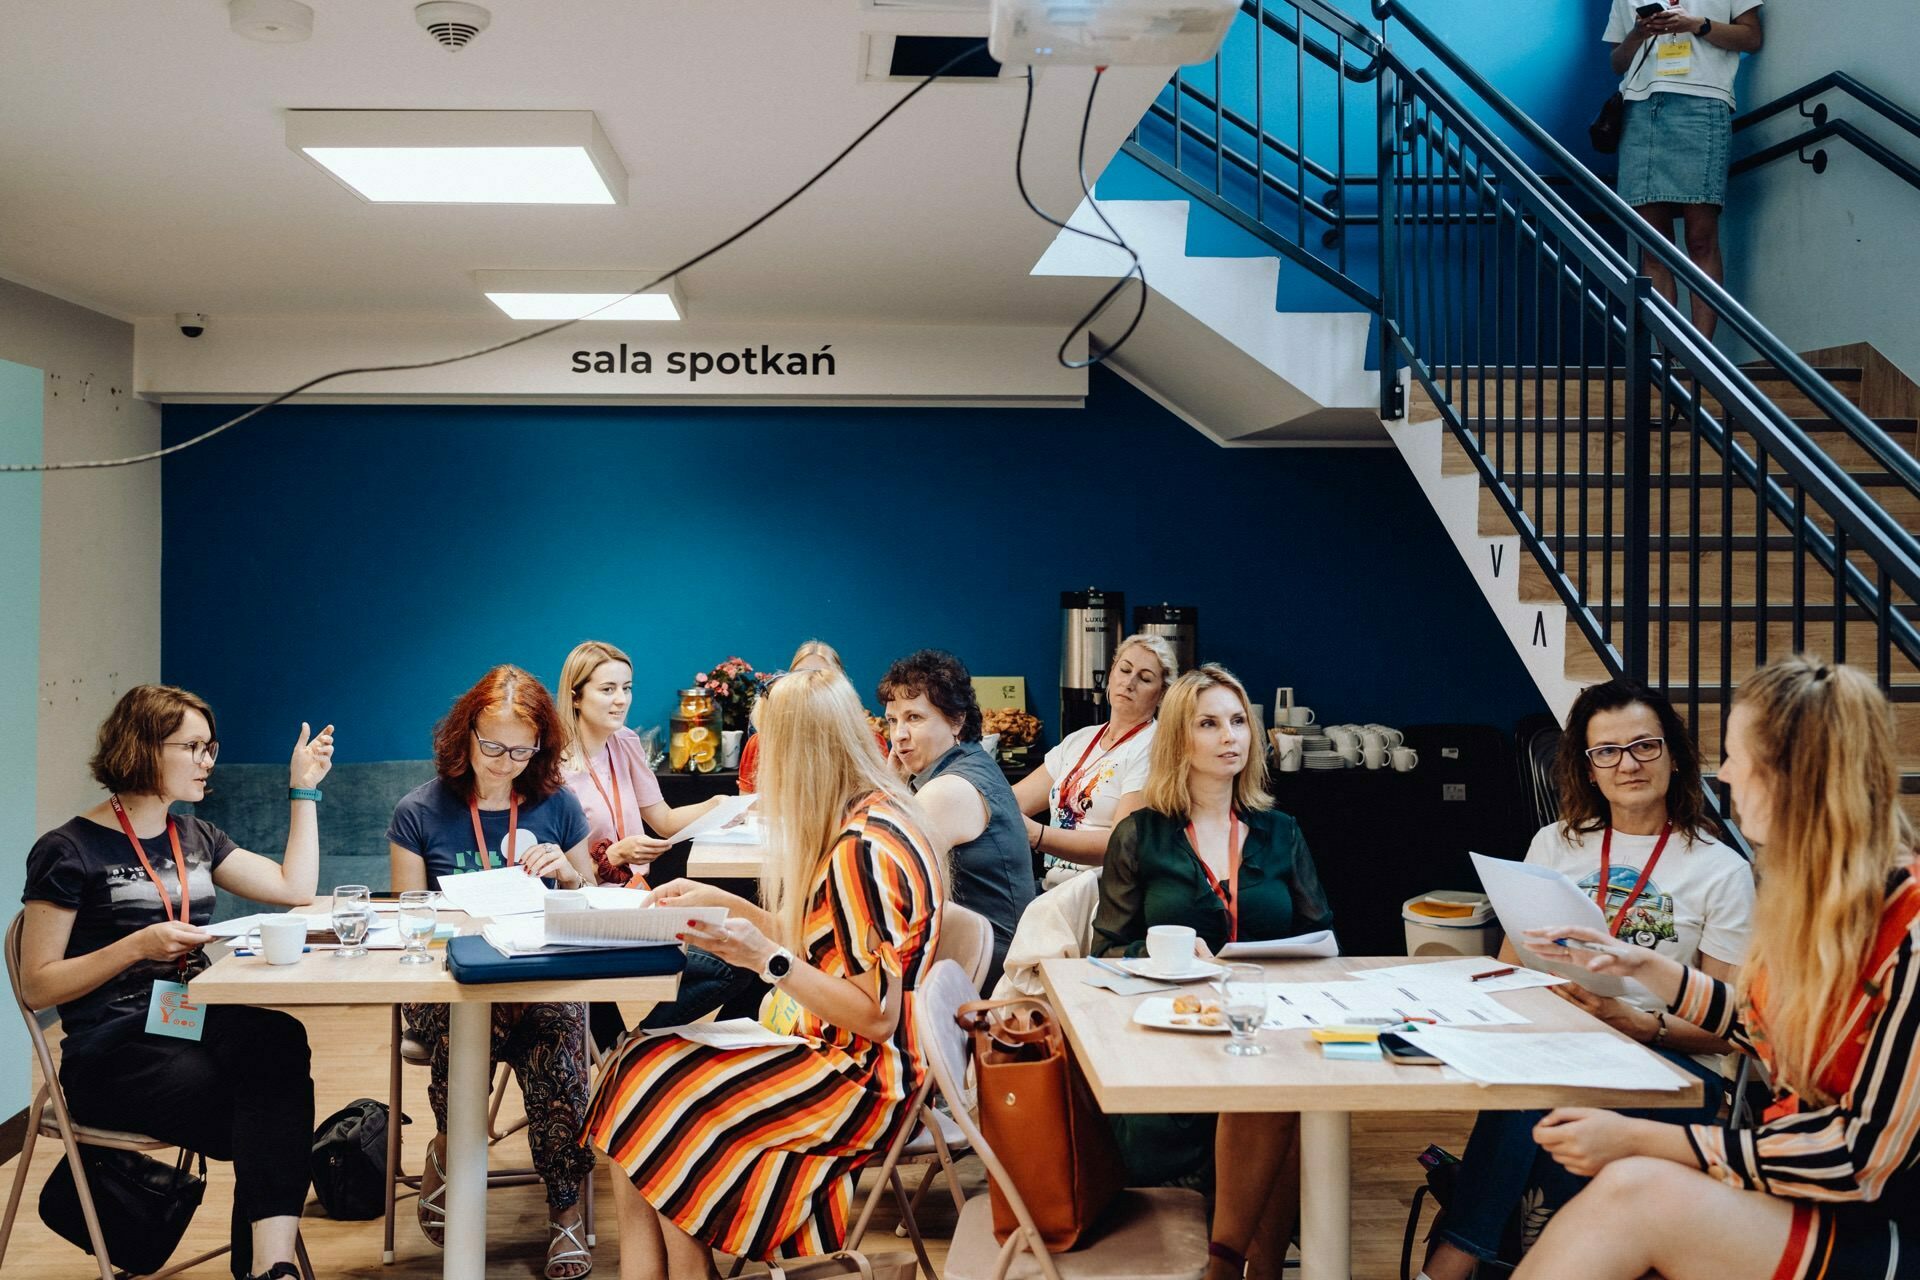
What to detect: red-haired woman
<box><xmin>388</xmin><ymin>666</ymin><xmax>598</xmax><ymax>1280</ymax></box>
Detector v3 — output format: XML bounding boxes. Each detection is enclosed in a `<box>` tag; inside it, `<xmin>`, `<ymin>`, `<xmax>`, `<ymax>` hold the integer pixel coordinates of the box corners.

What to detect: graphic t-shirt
<box><xmin>1040</xmin><ymin>721</ymin><xmax>1156</xmax><ymax>878</ymax></box>
<box><xmin>22</xmin><ymin>814</ymin><xmax>236</xmax><ymax>1062</ymax></box>
<box><xmin>1605</xmin><ymin>0</ymin><xmax>1762</xmax><ymax>108</ymax></box>
<box><xmin>1525</xmin><ymin>820</ymin><xmax>1754</xmax><ymax>1025</ymax></box>
<box><xmin>387</xmin><ymin>778</ymin><xmax>590</xmax><ymax>889</ymax></box>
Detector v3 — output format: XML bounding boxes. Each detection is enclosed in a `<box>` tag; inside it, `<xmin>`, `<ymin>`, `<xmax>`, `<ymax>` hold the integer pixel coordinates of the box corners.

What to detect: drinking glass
<box><xmin>397</xmin><ymin>890</ymin><xmax>437</xmax><ymax>966</ymax></box>
<box><xmin>1221</xmin><ymin>963</ymin><xmax>1268</xmax><ymax>1057</ymax></box>
<box><xmin>331</xmin><ymin>884</ymin><xmax>372</xmax><ymax>959</ymax></box>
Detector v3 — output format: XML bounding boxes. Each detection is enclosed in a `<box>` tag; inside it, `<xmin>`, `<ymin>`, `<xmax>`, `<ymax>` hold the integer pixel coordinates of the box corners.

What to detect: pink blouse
<box><xmin>565</xmin><ymin>728</ymin><xmax>666</xmax><ymax>885</ymax></box>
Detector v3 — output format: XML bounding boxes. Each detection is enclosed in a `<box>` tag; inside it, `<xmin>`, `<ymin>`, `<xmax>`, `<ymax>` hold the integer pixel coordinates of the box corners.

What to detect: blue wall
<box><xmin>160</xmin><ymin>369</ymin><xmax>1549</xmax><ymax>763</ymax></box>
<box><xmin>1</xmin><ymin>358</ymin><xmax>42</xmax><ymax>1123</ymax></box>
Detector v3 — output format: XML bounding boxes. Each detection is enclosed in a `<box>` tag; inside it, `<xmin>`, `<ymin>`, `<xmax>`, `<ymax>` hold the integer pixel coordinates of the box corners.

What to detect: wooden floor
<box><xmin>0</xmin><ymin>1005</ymin><xmax>1472</xmax><ymax>1279</ymax></box>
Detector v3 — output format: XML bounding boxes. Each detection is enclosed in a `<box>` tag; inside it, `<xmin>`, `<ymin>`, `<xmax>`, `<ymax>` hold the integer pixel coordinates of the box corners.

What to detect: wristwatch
<box><xmin>1696</xmin><ymin>17</ymin><xmax>1712</xmax><ymax>36</ymax></box>
<box><xmin>759</xmin><ymin>945</ymin><xmax>795</xmax><ymax>985</ymax></box>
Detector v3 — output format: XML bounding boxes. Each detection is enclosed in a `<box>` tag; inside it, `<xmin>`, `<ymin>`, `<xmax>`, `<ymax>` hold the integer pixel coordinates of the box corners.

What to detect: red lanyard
<box><xmin>1058</xmin><ymin>720</ymin><xmax>1149</xmax><ymax>817</ymax></box>
<box><xmin>583</xmin><ymin>742</ymin><xmax>626</xmax><ymax>843</ymax></box>
<box><xmin>109</xmin><ymin>796</ymin><xmax>191</xmax><ymax>925</ymax></box>
<box><xmin>469</xmin><ymin>792</ymin><xmax>520</xmax><ymax>867</ymax></box>
<box><xmin>1597</xmin><ymin>822</ymin><xmax>1672</xmax><ymax>937</ymax></box>
<box><xmin>1185</xmin><ymin>812</ymin><xmax>1244</xmax><ymax>942</ymax></box>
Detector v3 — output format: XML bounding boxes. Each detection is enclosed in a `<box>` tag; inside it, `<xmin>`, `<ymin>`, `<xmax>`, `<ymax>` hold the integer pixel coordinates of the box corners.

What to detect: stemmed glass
<box><xmin>397</xmin><ymin>890</ymin><xmax>437</xmax><ymax>965</ymax></box>
<box><xmin>1221</xmin><ymin>963</ymin><xmax>1268</xmax><ymax>1057</ymax></box>
<box><xmin>331</xmin><ymin>884</ymin><xmax>372</xmax><ymax>959</ymax></box>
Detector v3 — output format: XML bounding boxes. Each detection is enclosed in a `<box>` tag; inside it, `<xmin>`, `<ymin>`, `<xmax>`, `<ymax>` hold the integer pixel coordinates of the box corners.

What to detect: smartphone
<box><xmin>1635</xmin><ymin>2</ymin><xmax>1666</xmax><ymax>16</ymax></box>
<box><xmin>1379</xmin><ymin>1032</ymin><xmax>1444</xmax><ymax>1065</ymax></box>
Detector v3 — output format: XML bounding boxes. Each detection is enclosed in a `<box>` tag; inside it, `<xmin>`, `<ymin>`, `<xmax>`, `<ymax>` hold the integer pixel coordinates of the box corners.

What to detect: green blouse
<box><xmin>1091</xmin><ymin>807</ymin><xmax>1333</xmax><ymax>958</ymax></box>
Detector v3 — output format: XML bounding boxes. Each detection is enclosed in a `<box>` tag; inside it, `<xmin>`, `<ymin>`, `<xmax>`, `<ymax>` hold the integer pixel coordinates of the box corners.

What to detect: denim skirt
<box><xmin>1617</xmin><ymin>91</ymin><xmax>1732</xmax><ymax>207</ymax></box>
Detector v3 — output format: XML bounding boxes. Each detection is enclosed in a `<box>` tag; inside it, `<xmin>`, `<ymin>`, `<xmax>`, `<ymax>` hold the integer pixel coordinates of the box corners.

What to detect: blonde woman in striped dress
<box><xmin>582</xmin><ymin>668</ymin><xmax>946</xmax><ymax>1279</ymax></box>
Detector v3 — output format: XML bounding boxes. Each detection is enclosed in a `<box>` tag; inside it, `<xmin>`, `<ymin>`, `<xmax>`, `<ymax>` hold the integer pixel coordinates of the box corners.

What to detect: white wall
<box><xmin>1723</xmin><ymin>0</ymin><xmax>1920</xmax><ymax>379</ymax></box>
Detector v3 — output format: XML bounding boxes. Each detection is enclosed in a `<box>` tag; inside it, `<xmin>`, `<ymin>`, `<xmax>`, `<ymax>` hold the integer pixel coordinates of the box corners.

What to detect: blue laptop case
<box><xmin>445</xmin><ymin>935</ymin><xmax>687</xmax><ymax>985</ymax></box>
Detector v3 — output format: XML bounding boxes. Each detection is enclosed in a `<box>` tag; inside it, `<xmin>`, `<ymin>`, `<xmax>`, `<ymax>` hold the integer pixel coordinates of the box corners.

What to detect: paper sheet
<box><xmin>669</xmin><ymin>794</ymin><xmax>759</xmax><ymax>845</ymax></box>
<box><xmin>1354</xmin><ymin>957</ymin><xmax>1568</xmax><ymax>993</ymax></box>
<box><xmin>691</xmin><ymin>813</ymin><xmax>765</xmax><ymax>848</ymax></box>
<box><xmin>641</xmin><ymin>1018</ymin><xmax>807</xmax><ymax>1050</ymax></box>
<box><xmin>436</xmin><ymin>866</ymin><xmax>549</xmax><ymax>919</ymax></box>
<box><xmin>579</xmin><ymin>885</ymin><xmax>652</xmax><ymax>910</ymax></box>
<box><xmin>1405</xmin><ymin>1026</ymin><xmax>1687</xmax><ymax>1090</ymax></box>
<box><xmin>1470</xmin><ymin>853</ymin><xmax>1643</xmax><ymax>999</ymax></box>
<box><xmin>1218</xmin><ymin>930</ymin><xmax>1339</xmax><ymax>960</ymax></box>
<box><xmin>1261</xmin><ymin>979</ymin><xmax>1530</xmax><ymax>1030</ymax></box>
<box><xmin>545</xmin><ymin>903</ymin><xmax>728</xmax><ymax>946</ymax></box>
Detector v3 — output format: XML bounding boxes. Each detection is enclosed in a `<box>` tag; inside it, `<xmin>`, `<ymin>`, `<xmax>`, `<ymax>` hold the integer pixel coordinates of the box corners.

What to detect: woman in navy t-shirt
<box><xmin>388</xmin><ymin>665</ymin><xmax>597</xmax><ymax>1280</ymax></box>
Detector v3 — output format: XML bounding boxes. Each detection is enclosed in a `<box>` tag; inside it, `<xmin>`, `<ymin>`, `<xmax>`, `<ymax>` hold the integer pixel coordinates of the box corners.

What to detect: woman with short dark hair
<box><xmin>19</xmin><ymin>684</ymin><xmax>335</xmax><ymax>1280</ymax></box>
<box><xmin>1418</xmin><ymin>677</ymin><xmax>1753</xmax><ymax>1280</ymax></box>
<box><xmin>879</xmin><ymin>648</ymin><xmax>1033</xmax><ymax>991</ymax></box>
<box><xmin>388</xmin><ymin>665</ymin><xmax>599</xmax><ymax>1279</ymax></box>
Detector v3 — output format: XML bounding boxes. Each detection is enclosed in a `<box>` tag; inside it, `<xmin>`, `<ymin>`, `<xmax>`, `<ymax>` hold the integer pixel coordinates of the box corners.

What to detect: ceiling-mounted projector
<box><xmin>988</xmin><ymin>0</ymin><xmax>1236</xmax><ymax>67</ymax></box>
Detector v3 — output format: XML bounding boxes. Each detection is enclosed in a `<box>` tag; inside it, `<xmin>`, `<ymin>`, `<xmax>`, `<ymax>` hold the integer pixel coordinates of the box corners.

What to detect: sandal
<box><xmin>417</xmin><ymin>1140</ymin><xmax>447</xmax><ymax>1249</ymax></box>
<box><xmin>246</xmin><ymin>1265</ymin><xmax>302</xmax><ymax>1280</ymax></box>
<box><xmin>547</xmin><ymin>1216</ymin><xmax>594</xmax><ymax>1280</ymax></box>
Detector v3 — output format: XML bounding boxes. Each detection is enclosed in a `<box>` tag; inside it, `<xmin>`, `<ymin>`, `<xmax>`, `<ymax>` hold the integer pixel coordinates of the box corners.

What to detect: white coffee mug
<box><xmin>248</xmin><ymin>915</ymin><xmax>307</xmax><ymax>966</ymax></box>
<box><xmin>1327</xmin><ymin>726</ymin><xmax>1357</xmax><ymax>749</ymax></box>
<box><xmin>1146</xmin><ymin>924</ymin><xmax>1200</xmax><ymax>973</ymax></box>
<box><xmin>1361</xmin><ymin>730</ymin><xmax>1388</xmax><ymax>754</ymax></box>
<box><xmin>1286</xmin><ymin>706</ymin><xmax>1317</xmax><ymax>726</ymax></box>
<box><xmin>1392</xmin><ymin>746</ymin><xmax>1420</xmax><ymax>772</ymax></box>
<box><xmin>1336</xmin><ymin>741</ymin><xmax>1362</xmax><ymax>765</ymax></box>
<box><xmin>1275</xmin><ymin>736</ymin><xmax>1304</xmax><ymax>772</ymax></box>
<box><xmin>1363</xmin><ymin>742</ymin><xmax>1389</xmax><ymax>770</ymax></box>
<box><xmin>1377</xmin><ymin>727</ymin><xmax>1406</xmax><ymax>749</ymax></box>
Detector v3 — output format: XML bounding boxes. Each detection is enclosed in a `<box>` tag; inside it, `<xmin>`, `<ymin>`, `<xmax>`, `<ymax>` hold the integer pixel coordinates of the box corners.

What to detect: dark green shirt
<box><xmin>1091</xmin><ymin>807</ymin><xmax>1333</xmax><ymax>958</ymax></box>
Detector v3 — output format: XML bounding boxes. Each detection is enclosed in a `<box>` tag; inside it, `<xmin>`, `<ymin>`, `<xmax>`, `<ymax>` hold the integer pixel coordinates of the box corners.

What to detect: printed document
<box><xmin>1406</xmin><ymin>1026</ymin><xmax>1688</xmax><ymax>1090</ymax></box>
<box><xmin>437</xmin><ymin>866</ymin><xmax>549</xmax><ymax>919</ymax></box>
<box><xmin>1219</xmin><ymin>929</ymin><xmax>1339</xmax><ymax>960</ymax></box>
<box><xmin>1471</xmin><ymin>852</ymin><xmax>1644</xmax><ymax>999</ymax></box>
<box><xmin>671</xmin><ymin>794</ymin><xmax>759</xmax><ymax>845</ymax></box>
<box><xmin>1355</xmin><ymin>957</ymin><xmax>1567</xmax><ymax>993</ymax></box>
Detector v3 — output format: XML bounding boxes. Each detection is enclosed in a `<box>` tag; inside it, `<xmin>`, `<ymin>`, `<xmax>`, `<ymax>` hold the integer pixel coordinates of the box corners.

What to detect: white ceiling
<box><xmin>0</xmin><ymin>1</ymin><xmax>1172</xmax><ymax>328</ymax></box>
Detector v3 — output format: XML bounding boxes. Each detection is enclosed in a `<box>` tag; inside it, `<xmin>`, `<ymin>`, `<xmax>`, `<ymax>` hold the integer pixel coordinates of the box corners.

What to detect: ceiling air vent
<box><xmin>862</xmin><ymin>34</ymin><xmax>1009</xmax><ymax>82</ymax></box>
<box><xmin>415</xmin><ymin>2</ymin><xmax>491</xmax><ymax>50</ymax></box>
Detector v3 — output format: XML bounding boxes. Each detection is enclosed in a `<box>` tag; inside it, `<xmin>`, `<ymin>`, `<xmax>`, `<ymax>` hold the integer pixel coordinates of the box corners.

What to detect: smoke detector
<box><xmin>229</xmin><ymin>0</ymin><xmax>313</xmax><ymax>43</ymax></box>
<box><xmin>415</xmin><ymin>2</ymin><xmax>491</xmax><ymax>49</ymax></box>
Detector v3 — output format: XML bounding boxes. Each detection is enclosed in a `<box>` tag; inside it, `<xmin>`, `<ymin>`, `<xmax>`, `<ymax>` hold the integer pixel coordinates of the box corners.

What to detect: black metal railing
<box><xmin>1117</xmin><ymin>0</ymin><xmax>1920</xmax><ymax>787</ymax></box>
<box><xmin>1732</xmin><ymin>71</ymin><xmax>1920</xmax><ymax>189</ymax></box>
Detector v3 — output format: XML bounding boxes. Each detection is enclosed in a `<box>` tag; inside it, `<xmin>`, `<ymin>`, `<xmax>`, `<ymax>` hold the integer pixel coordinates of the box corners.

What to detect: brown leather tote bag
<box><xmin>957</xmin><ymin>996</ymin><xmax>1122</xmax><ymax>1251</ymax></box>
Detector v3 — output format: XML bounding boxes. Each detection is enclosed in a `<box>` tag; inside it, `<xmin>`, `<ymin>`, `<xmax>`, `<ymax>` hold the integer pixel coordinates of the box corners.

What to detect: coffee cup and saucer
<box><xmin>1117</xmin><ymin>925</ymin><xmax>1228</xmax><ymax>982</ymax></box>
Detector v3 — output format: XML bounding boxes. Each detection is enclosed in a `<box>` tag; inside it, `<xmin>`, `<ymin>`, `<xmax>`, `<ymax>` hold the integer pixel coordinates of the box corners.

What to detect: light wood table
<box><xmin>1039</xmin><ymin>956</ymin><xmax>1703</xmax><ymax>1280</ymax></box>
<box><xmin>687</xmin><ymin>840</ymin><xmax>766</xmax><ymax>880</ymax></box>
<box><xmin>191</xmin><ymin>907</ymin><xmax>681</xmax><ymax>1279</ymax></box>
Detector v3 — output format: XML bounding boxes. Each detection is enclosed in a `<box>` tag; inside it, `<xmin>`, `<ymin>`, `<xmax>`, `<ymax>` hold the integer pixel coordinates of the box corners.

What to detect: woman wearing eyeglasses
<box><xmin>18</xmin><ymin>684</ymin><xmax>333</xmax><ymax>1280</ymax></box>
<box><xmin>1418</xmin><ymin>677</ymin><xmax>1754</xmax><ymax>1280</ymax></box>
<box><xmin>388</xmin><ymin>665</ymin><xmax>599</xmax><ymax>1280</ymax></box>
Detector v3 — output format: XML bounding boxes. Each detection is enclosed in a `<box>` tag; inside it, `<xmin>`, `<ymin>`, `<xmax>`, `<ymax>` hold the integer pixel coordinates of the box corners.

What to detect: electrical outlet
<box><xmin>1442</xmin><ymin>783</ymin><xmax>1467</xmax><ymax>802</ymax></box>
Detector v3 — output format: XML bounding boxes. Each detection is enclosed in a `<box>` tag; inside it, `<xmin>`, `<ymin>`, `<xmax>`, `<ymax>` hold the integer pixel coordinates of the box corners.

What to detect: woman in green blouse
<box><xmin>1092</xmin><ymin>664</ymin><xmax>1333</xmax><ymax>1280</ymax></box>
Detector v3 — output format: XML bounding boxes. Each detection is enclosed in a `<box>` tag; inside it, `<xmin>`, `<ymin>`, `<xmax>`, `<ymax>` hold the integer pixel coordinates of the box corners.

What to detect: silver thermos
<box><xmin>1132</xmin><ymin>603</ymin><xmax>1198</xmax><ymax>675</ymax></box>
<box><xmin>1060</xmin><ymin>589</ymin><xmax>1126</xmax><ymax>736</ymax></box>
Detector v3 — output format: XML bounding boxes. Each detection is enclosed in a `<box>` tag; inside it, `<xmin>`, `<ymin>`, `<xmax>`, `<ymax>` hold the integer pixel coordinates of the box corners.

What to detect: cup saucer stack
<box><xmin>1301</xmin><ymin>748</ymin><xmax>1347</xmax><ymax>770</ymax></box>
<box><xmin>1298</xmin><ymin>732</ymin><xmax>1334</xmax><ymax>752</ymax></box>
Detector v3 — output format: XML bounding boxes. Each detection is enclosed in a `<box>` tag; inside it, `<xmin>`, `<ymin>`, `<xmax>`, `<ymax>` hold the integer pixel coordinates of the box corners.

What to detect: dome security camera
<box><xmin>175</xmin><ymin>313</ymin><xmax>209</xmax><ymax>339</ymax></box>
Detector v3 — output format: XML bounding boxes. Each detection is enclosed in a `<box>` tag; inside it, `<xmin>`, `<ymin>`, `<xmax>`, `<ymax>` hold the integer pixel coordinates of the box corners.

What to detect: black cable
<box><xmin>2</xmin><ymin>42</ymin><xmax>991</xmax><ymax>473</ymax></box>
<box><xmin>1014</xmin><ymin>67</ymin><xmax>1149</xmax><ymax>370</ymax></box>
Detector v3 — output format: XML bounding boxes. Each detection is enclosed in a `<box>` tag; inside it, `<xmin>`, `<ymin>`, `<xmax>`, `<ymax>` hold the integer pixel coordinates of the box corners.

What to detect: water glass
<box><xmin>1221</xmin><ymin>963</ymin><xmax>1268</xmax><ymax>1057</ymax></box>
<box><xmin>397</xmin><ymin>890</ymin><xmax>437</xmax><ymax>966</ymax></box>
<box><xmin>331</xmin><ymin>884</ymin><xmax>372</xmax><ymax>959</ymax></box>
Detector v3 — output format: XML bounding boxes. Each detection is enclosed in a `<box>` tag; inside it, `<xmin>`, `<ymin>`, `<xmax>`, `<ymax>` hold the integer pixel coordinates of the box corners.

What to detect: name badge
<box><xmin>1654</xmin><ymin>34</ymin><xmax>1693</xmax><ymax>77</ymax></box>
<box><xmin>145</xmin><ymin>980</ymin><xmax>205</xmax><ymax>1041</ymax></box>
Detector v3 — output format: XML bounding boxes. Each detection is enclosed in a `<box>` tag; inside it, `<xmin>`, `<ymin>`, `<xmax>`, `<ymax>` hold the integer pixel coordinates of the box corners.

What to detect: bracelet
<box><xmin>1651</xmin><ymin>1010</ymin><xmax>1670</xmax><ymax>1047</ymax></box>
<box><xmin>289</xmin><ymin>787</ymin><xmax>322</xmax><ymax>803</ymax></box>
<box><xmin>1034</xmin><ymin>826</ymin><xmax>1047</xmax><ymax>854</ymax></box>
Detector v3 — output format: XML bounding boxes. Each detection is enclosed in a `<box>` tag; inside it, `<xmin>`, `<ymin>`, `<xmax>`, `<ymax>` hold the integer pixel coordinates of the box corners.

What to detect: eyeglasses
<box><xmin>472</xmin><ymin>731</ymin><xmax>539</xmax><ymax>763</ymax></box>
<box><xmin>163</xmin><ymin>739</ymin><xmax>219</xmax><ymax>765</ymax></box>
<box><xmin>1584</xmin><ymin>737</ymin><xmax>1666</xmax><ymax>768</ymax></box>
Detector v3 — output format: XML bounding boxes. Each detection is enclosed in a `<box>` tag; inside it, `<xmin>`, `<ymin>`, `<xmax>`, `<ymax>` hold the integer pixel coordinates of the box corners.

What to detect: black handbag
<box><xmin>1589</xmin><ymin>41</ymin><xmax>1653</xmax><ymax>154</ymax></box>
<box><xmin>39</xmin><ymin>1145</ymin><xmax>207</xmax><ymax>1275</ymax></box>
<box><xmin>310</xmin><ymin>1097</ymin><xmax>402</xmax><ymax>1220</ymax></box>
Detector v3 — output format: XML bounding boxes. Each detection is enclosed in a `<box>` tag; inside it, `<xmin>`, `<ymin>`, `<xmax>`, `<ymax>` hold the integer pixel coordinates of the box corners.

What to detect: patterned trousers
<box><xmin>402</xmin><ymin>1000</ymin><xmax>596</xmax><ymax>1210</ymax></box>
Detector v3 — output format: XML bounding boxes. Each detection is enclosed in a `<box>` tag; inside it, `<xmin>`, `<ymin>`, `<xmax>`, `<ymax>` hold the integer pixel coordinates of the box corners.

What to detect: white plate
<box><xmin>1118</xmin><ymin>957</ymin><xmax>1228</xmax><ymax>983</ymax></box>
<box><xmin>1132</xmin><ymin>996</ymin><xmax>1229</xmax><ymax>1033</ymax></box>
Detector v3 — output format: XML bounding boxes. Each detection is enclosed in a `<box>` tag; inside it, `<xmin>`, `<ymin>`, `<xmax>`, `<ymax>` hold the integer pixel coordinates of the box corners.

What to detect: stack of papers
<box><xmin>1262</xmin><ymin>979</ymin><xmax>1530</xmax><ymax>1030</ymax></box>
<box><xmin>1403</xmin><ymin>1026</ymin><xmax>1687</xmax><ymax>1090</ymax></box>
<box><xmin>1219</xmin><ymin>930</ymin><xmax>1339</xmax><ymax>960</ymax></box>
<box><xmin>1355</xmin><ymin>957</ymin><xmax>1566</xmax><ymax>993</ymax></box>
<box><xmin>480</xmin><ymin>897</ymin><xmax>729</xmax><ymax>957</ymax></box>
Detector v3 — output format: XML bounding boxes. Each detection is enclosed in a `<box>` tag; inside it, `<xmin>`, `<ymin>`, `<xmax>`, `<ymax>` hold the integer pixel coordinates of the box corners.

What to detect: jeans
<box><xmin>587</xmin><ymin>946</ymin><xmax>768</xmax><ymax>1052</ymax></box>
<box><xmin>61</xmin><ymin>1005</ymin><xmax>314</xmax><ymax>1279</ymax></box>
<box><xmin>1434</xmin><ymin>1047</ymin><xmax>1727</xmax><ymax>1263</ymax></box>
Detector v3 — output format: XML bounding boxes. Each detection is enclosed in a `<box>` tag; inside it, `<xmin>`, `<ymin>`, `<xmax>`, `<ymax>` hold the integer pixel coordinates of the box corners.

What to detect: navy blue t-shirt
<box><xmin>387</xmin><ymin>778</ymin><xmax>590</xmax><ymax>890</ymax></box>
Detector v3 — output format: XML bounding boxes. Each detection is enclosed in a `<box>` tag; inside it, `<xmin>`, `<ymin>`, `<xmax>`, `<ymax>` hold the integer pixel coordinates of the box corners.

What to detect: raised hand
<box><xmin>290</xmin><ymin>722</ymin><xmax>336</xmax><ymax>790</ymax></box>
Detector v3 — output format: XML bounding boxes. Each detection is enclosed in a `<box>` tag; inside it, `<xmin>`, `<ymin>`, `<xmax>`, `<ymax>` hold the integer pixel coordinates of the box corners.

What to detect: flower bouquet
<box><xmin>695</xmin><ymin>656</ymin><xmax>765</xmax><ymax>731</ymax></box>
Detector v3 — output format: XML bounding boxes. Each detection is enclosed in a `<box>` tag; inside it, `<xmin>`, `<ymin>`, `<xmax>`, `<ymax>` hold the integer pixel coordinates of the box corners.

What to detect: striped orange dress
<box><xmin>580</xmin><ymin>792</ymin><xmax>944</xmax><ymax>1260</ymax></box>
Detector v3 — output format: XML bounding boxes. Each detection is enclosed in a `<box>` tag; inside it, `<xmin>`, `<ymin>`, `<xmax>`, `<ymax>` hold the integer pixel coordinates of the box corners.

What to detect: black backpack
<box><xmin>309</xmin><ymin>1098</ymin><xmax>404</xmax><ymax>1220</ymax></box>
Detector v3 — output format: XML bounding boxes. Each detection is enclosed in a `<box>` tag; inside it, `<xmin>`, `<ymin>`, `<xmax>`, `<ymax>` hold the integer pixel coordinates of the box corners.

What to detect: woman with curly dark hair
<box><xmin>1419</xmin><ymin>677</ymin><xmax>1754</xmax><ymax>1280</ymax></box>
<box><xmin>387</xmin><ymin>664</ymin><xmax>598</xmax><ymax>1279</ymax></box>
<box><xmin>879</xmin><ymin>648</ymin><xmax>1033</xmax><ymax>990</ymax></box>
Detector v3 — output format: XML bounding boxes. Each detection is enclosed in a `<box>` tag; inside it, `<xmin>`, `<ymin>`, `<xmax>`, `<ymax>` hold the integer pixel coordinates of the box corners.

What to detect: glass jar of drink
<box><xmin>669</xmin><ymin>687</ymin><xmax>722</xmax><ymax>772</ymax></box>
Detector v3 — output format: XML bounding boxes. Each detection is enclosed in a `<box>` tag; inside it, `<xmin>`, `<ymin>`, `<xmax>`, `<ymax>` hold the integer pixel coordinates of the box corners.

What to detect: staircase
<box><xmin>1060</xmin><ymin>0</ymin><xmax>1920</xmax><ymax>828</ymax></box>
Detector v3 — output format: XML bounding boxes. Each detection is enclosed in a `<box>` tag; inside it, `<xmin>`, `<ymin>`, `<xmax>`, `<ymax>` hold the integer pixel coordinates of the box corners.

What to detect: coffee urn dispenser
<box><xmin>1060</xmin><ymin>589</ymin><xmax>1126</xmax><ymax>736</ymax></box>
<box><xmin>1132</xmin><ymin>603</ymin><xmax>1198</xmax><ymax>675</ymax></box>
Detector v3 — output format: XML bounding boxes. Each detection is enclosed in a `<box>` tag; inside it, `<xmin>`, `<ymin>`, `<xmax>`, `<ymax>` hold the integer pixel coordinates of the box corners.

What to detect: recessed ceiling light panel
<box><xmin>473</xmin><ymin>270</ymin><xmax>683</xmax><ymax>321</ymax></box>
<box><xmin>286</xmin><ymin>110</ymin><xmax>628</xmax><ymax>205</ymax></box>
